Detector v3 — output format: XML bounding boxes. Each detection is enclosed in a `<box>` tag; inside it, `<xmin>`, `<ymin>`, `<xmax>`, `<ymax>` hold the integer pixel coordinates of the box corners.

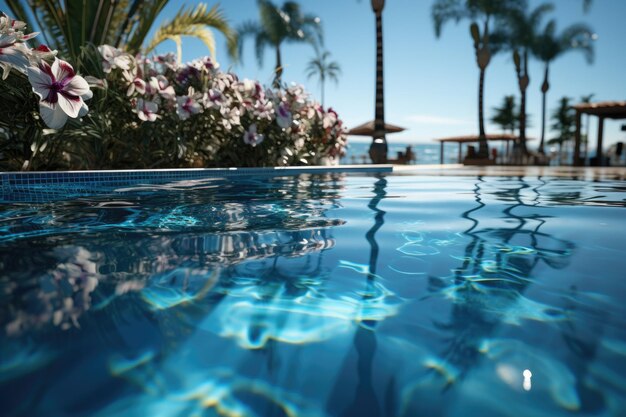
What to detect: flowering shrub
<box><xmin>97</xmin><ymin>47</ymin><xmax>347</xmax><ymax>168</ymax></box>
<box><xmin>0</xmin><ymin>12</ymin><xmax>347</xmax><ymax>171</ymax></box>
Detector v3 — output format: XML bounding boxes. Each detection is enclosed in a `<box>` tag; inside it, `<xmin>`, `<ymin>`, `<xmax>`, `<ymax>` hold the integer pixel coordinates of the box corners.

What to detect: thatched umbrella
<box><xmin>347</xmin><ymin>120</ymin><xmax>406</xmax><ymax>136</ymax></box>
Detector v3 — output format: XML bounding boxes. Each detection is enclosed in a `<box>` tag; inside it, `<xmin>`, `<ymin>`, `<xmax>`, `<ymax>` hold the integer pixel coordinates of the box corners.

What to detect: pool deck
<box><xmin>392</xmin><ymin>164</ymin><xmax>626</xmax><ymax>180</ymax></box>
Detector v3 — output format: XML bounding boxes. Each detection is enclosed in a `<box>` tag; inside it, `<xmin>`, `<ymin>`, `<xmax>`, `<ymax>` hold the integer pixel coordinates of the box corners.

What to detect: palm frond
<box><xmin>30</xmin><ymin>0</ymin><xmax>69</xmax><ymax>55</ymax></box>
<box><xmin>258</xmin><ymin>0</ymin><xmax>287</xmax><ymax>44</ymax></box>
<box><xmin>528</xmin><ymin>3</ymin><xmax>554</xmax><ymax>30</ymax></box>
<box><xmin>431</xmin><ymin>0</ymin><xmax>466</xmax><ymax>37</ymax></box>
<box><xmin>144</xmin><ymin>3</ymin><xmax>237</xmax><ymax>60</ymax></box>
<box><xmin>114</xmin><ymin>0</ymin><xmax>144</xmax><ymax>47</ymax></box>
<box><xmin>125</xmin><ymin>0</ymin><xmax>169</xmax><ymax>53</ymax></box>
<box><xmin>254</xmin><ymin>31</ymin><xmax>271</xmax><ymax>67</ymax></box>
<box><xmin>560</xmin><ymin>23</ymin><xmax>595</xmax><ymax>64</ymax></box>
<box><xmin>237</xmin><ymin>20</ymin><xmax>264</xmax><ymax>63</ymax></box>
<box><xmin>296</xmin><ymin>13</ymin><xmax>323</xmax><ymax>46</ymax></box>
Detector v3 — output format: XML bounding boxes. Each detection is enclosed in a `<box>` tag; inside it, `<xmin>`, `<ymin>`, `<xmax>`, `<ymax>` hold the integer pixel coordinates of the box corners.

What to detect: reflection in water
<box><xmin>338</xmin><ymin>175</ymin><xmax>387</xmax><ymax>417</ymax></box>
<box><xmin>0</xmin><ymin>174</ymin><xmax>625</xmax><ymax>416</ymax></box>
<box><xmin>428</xmin><ymin>176</ymin><xmax>576</xmax><ymax>373</ymax></box>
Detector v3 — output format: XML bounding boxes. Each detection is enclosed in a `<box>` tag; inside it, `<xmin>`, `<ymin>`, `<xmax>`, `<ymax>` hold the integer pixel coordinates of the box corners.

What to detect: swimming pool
<box><xmin>1</xmin><ymin>171</ymin><xmax>625</xmax><ymax>416</ymax></box>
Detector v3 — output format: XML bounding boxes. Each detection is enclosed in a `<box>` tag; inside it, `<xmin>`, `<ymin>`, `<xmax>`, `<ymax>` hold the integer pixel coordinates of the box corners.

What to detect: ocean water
<box><xmin>0</xmin><ymin>173</ymin><xmax>625</xmax><ymax>416</ymax></box>
<box><xmin>341</xmin><ymin>142</ymin><xmax>456</xmax><ymax>165</ymax></box>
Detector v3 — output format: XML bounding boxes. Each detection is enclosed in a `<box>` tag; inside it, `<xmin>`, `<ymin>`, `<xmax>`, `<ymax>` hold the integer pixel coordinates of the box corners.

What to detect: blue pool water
<box><xmin>0</xmin><ymin>173</ymin><xmax>625</xmax><ymax>417</ymax></box>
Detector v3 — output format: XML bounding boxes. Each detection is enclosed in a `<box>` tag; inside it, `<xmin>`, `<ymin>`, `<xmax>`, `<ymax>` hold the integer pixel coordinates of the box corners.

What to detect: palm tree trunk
<box><xmin>539</xmin><ymin>63</ymin><xmax>550</xmax><ymax>154</ymax></box>
<box><xmin>273</xmin><ymin>44</ymin><xmax>282</xmax><ymax>88</ymax></box>
<box><xmin>369</xmin><ymin>9</ymin><xmax>387</xmax><ymax>164</ymax></box>
<box><xmin>518</xmin><ymin>51</ymin><xmax>529</xmax><ymax>156</ymax></box>
<box><xmin>477</xmin><ymin>67</ymin><xmax>488</xmax><ymax>158</ymax></box>
<box><xmin>321</xmin><ymin>77</ymin><xmax>325</xmax><ymax>108</ymax></box>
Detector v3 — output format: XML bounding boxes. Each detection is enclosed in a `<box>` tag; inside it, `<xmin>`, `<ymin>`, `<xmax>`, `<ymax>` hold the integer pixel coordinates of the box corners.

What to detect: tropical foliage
<box><xmin>432</xmin><ymin>0</ymin><xmax>525</xmax><ymax>159</ymax></box>
<box><xmin>495</xmin><ymin>2</ymin><xmax>554</xmax><ymax>158</ymax></box>
<box><xmin>305</xmin><ymin>49</ymin><xmax>341</xmax><ymax>107</ymax></box>
<box><xmin>3</xmin><ymin>0</ymin><xmax>238</xmax><ymax>67</ymax></box>
<box><xmin>533</xmin><ymin>19</ymin><xmax>594</xmax><ymax>153</ymax></box>
<box><xmin>548</xmin><ymin>96</ymin><xmax>575</xmax><ymax>160</ymax></box>
<box><xmin>579</xmin><ymin>93</ymin><xmax>594</xmax><ymax>158</ymax></box>
<box><xmin>0</xmin><ymin>13</ymin><xmax>347</xmax><ymax>171</ymax></box>
<box><xmin>238</xmin><ymin>0</ymin><xmax>322</xmax><ymax>86</ymax></box>
<box><xmin>490</xmin><ymin>95</ymin><xmax>518</xmax><ymax>134</ymax></box>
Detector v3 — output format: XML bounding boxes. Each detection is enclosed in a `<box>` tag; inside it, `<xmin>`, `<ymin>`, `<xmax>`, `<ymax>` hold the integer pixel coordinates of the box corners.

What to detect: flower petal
<box><xmin>57</xmin><ymin>93</ymin><xmax>83</xmax><ymax>118</ymax></box>
<box><xmin>39</xmin><ymin>102</ymin><xmax>67</xmax><ymax>129</ymax></box>
<box><xmin>64</xmin><ymin>74</ymin><xmax>90</xmax><ymax>97</ymax></box>
<box><xmin>0</xmin><ymin>34</ymin><xmax>17</xmax><ymax>48</ymax></box>
<box><xmin>51</xmin><ymin>58</ymin><xmax>75</xmax><ymax>82</ymax></box>
<box><xmin>27</xmin><ymin>65</ymin><xmax>53</xmax><ymax>99</ymax></box>
<box><xmin>0</xmin><ymin>45</ymin><xmax>30</xmax><ymax>72</ymax></box>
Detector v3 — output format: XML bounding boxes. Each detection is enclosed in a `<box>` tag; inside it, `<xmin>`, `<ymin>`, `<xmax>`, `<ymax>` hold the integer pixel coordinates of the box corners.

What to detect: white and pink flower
<box><xmin>202</xmin><ymin>88</ymin><xmax>223</xmax><ymax>109</ymax></box>
<box><xmin>323</xmin><ymin>108</ymin><xmax>338</xmax><ymax>129</ymax></box>
<box><xmin>0</xmin><ymin>34</ymin><xmax>30</xmax><ymax>79</ymax></box>
<box><xmin>243</xmin><ymin>123</ymin><xmax>265</xmax><ymax>147</ymax></box>
<box><xmin>176</xmin><ymin>89</ymin><xmax>202</xmax><ymax>120</ymax></box>
<box><xmin>122</xmin><ymin>70</ymin><xmax>146</xmax><ymax>96</ymax></box>
<box><xmin>98</xmin><ymin>44</ymin><xmax>133</xmax><ymax>73</ymax></box>
<box><xmin>276</xmin><ymin>102</ymin><xmax>292</xmax><ymax>129</ymax></box>
<box><xmin>148</xmin><ymin>75</ymin><xmax>175</xmax><ymax>100</ymax></box>
<box><xmin>0</xmin><ymin>14</ymin><xmax>38</xmax><ymax>40</ymax></box>
<box><xmin>134</xmin><ymin>98</ymin><xmax>159</xmax><ymax>122</ymax></box>
<box><xmin>27</xmin><ymin>58</ymin><xmax>92</xmax><ymax>129</ymax></box>
<box><xmin>254</xmin><ymin>99</ymin><xmax>274</xmax><ymax>120</ymax></box>
<box><xmin>221</xmin><ymin>106</ymin><xmax>241</xmax><ymax>130</ymax></box>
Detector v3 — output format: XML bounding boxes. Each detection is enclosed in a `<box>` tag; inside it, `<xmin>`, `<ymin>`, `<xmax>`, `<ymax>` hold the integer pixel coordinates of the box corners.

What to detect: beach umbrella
<box><xmin>347</xmin><ymin>120</ymin><xmax>406</xmax><ymax>136</ymax></box>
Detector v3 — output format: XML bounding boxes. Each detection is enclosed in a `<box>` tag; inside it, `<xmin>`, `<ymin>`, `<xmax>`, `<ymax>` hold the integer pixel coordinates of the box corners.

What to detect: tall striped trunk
<box><xmin>517</xmin><ymin>50</ymin><xmax>529</xmax><ymax>156</ymax></box>
<box><xmin>477</xmin><ymin>66</ymin><xmax>488</xmax><ymax>158</ymax></box>
<box><xmin>369</xmin><ymin>7</ymin><xmax>388</xmax><ymax>164</ymax></box>
<box><xmin>539</xmin><ymin>63</ymin><xmax>550</xmax><ymax>154</ymax></box>
<box><xmin>474</xmin><ymin>18</ymin><xmax>491</xmax><ymax>160</ymax></box>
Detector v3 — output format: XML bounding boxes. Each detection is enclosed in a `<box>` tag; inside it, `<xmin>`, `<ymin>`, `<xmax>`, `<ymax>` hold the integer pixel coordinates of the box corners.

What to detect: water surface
<box><xmin>0</xmin><ymin>174</ymin><xmax>625</xmax><ymax>417</ymax></box>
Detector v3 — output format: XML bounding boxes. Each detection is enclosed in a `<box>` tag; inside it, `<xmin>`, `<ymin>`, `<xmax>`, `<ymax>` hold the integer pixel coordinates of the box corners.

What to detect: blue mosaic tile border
<box><xmin>0</xmin><ymin>165</ymin><xmax>392</xmax><ymax>202</ymax></box>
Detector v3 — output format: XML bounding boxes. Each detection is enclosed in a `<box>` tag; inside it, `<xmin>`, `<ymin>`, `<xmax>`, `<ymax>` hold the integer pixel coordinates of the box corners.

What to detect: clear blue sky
<box><xmin>5</xmin><ymin>0</ymin><xmax>626</xmax><ymax>149</ymax></box>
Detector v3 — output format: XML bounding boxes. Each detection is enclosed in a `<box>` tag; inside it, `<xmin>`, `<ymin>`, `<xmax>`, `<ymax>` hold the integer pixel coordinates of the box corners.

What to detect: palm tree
<box><xmin>238</xmin><ymin>0</ymin><xmax>322</xmax><ymax>87</ymax></box>
<box><xmin>3</xmin><ymin>1</ymin><xmax>238</xmax><ymax>67</ymax></box>
<box><xmin>549</xmin><ymin>96</ymin><xmax>576</xmax><ymax>162</ymax></box>
<box><xmin>498</xmin><ymin>2</ymin><xmax>554</xmax><ymax>158</ymax></box>
<box><xmin>533</xmin><ymin>20</ymin><xmax>594</xmax><ymax>154</ymax></box>
<box><xmin>491</xmin><ymin>95</ymin><xmax>518</xmax><ymax>134</ymax></box>
<box><xmin>432</xmin><ymin>0</ymin><xmax>524</xmax><ymax>159</ymax></box>
<box><xmin>305</xmin><ymin>50</ymin><xmax>340</xmax><ymax>107</ymax></box>
<box><xmin>580</xmin><ymin>93</ymin><xmax>595</xmax><ymax>159</ymax></box>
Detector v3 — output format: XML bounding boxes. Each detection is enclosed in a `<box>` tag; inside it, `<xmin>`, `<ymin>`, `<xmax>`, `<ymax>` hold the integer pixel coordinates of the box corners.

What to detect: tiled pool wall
<box><xmin>0</xmin><ymin>165</ymin><xmax>393</xmax><ymax>202</ymax></box>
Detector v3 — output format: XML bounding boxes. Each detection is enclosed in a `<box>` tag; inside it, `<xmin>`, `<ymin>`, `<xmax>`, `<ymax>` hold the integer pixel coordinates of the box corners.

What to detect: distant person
<box><xmin>405</xmin><ymin>145</ymin><xmax>415</xmax><ymax>164</ymax></box>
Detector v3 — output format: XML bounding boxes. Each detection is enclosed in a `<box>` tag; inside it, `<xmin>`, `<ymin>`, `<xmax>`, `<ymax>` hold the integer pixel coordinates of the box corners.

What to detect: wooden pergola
<box><xmin>435</xmin><ymin>134</ymin><xmax>527</xmax><ymax>164</ymax></box>
<box><xmin>573</xmin><ymin>101</ymin><xmax>626</xmax><ymax>165</ymax></box>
